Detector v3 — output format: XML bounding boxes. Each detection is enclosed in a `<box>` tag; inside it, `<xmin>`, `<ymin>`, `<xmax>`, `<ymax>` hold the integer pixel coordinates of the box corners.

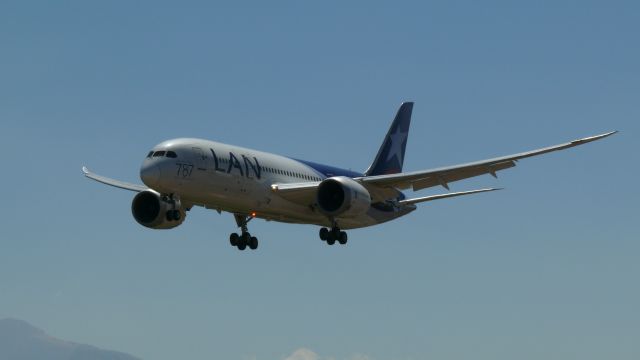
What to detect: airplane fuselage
<box><xmin>140</xmin><ymin>138</ymin><xmax>413</xmax><ymax>230</ymax></box>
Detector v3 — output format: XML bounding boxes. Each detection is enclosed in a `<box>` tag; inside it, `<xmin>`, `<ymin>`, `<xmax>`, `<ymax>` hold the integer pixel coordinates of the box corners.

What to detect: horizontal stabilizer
<box><xmin>399</xmin><ymin>188</ymin><xmax>501</xmax><ymax>205</ymax></box>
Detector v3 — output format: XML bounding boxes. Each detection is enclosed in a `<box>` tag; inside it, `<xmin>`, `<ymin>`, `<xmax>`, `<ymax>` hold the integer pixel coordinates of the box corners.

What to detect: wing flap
<box><xmin>411</xmin><ymin>160</ymin><xmax>516</xmax><ymax>191</ymax></box>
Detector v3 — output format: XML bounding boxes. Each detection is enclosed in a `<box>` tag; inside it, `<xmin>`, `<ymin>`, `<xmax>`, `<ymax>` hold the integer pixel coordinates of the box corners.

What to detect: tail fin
<box><xmin>365</xmin><ymin>102</ymin><xmax>414</xmax><ymax>176</ymax></box>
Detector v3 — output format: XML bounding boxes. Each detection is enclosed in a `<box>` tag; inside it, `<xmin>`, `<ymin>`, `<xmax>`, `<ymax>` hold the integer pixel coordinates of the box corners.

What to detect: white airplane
<box><xmin>83</xmin><ymin>102</ymin><xmax>615</xmax><ymax>251</ymax></box>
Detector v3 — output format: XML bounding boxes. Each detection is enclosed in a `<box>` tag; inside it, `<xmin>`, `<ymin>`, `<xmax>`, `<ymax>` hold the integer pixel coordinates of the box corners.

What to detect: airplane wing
<box><xmin>82</xmin><ymin>166</ymin><xmax>148</xmax><ymax>192</ymax></box>
<box><xmin>265</xmin><ymin>131</ymin><xmax>616</xmax><ymax>206</ymax></box>
<box><xmin>271</xmin><ymin>182</ymin><xmax>320</xmax><ymax>204</ymax></box>
<box><xmin>357</xmin><ymin>131</ymin><xmax>617</xmax><ymax>192</ymax></box>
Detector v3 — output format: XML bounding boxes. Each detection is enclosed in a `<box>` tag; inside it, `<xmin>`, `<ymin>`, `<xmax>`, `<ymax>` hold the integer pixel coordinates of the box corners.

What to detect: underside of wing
<box><xmin>358</xmin><ymin>131</ymin><xmax>616</xmax><ymax>192</ymax></box>
<box><xmin>82</xmin><ymin>166</ymin><xmax>148</xmax><ymax>192</ymax></box>
<box><xmin>270</xmin><ymin>182</ymin><xmax>320</xmax><ymax>205</ymax></box>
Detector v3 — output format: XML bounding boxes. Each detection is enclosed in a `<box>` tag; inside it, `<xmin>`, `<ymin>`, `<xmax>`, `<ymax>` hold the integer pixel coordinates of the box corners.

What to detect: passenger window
<box><xmin>166</xmin><ymin>151</ymin><xmax>177</xmax><ymax>158</ymax></box>
<box><xmin>153</xmin><ymin>151</ymin><xmax>166</xmax><ymax>157</ymax></box>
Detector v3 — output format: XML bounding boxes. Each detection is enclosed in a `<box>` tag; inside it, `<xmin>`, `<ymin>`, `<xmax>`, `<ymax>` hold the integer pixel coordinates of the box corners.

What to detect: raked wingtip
<box><xmin>572</xmin><ymin>131</ymin><xmax>618</xmax><ymax>144</ymax></box>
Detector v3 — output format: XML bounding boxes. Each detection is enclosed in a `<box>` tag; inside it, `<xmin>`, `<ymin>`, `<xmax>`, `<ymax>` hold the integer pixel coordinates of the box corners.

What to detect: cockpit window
<box><xmin>166</xmin><ymin>151</ymin><xmax>177</xmax><ymax>158</ymax></box>
<box><xmin>147</xmin><ymin>151</ymin><xmax>153</xmax><ymax>158</ymax></box>
<box><xmin>153</xmin><ymin>151</ymin><xmax>166</xmax><ymax>157</ymax></box>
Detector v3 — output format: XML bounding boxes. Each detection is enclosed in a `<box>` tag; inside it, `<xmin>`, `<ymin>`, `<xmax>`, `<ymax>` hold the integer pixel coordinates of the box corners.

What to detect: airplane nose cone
<box><xmin>140</xmin><ymin>163</ymin><xmax>160</xmax><ymax>188</ymax></box>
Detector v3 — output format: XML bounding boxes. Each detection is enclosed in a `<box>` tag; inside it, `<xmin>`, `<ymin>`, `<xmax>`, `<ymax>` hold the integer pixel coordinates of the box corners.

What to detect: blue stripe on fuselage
<box><xmin>292</xmin><ymin>158</ymin><xmax>407</xmax><ymax>203</ymax></box>
<box><xmin>292</xmin><ymin>158</ymin><xmax>363</xmax><ymax>179</ymax></box>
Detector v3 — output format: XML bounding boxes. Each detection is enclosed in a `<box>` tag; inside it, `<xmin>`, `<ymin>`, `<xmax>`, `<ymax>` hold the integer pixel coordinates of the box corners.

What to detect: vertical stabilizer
<box><xmin>365</xmin><ymin>102</ymin><xmax>414</xmax><ymax>176</ymax></box>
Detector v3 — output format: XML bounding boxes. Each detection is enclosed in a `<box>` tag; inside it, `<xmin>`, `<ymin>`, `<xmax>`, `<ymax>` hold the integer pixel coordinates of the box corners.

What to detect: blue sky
<box><xmin>1</xmin><ymin>1</ymin><xmax>638</xmax><ymax>359</ymax></box>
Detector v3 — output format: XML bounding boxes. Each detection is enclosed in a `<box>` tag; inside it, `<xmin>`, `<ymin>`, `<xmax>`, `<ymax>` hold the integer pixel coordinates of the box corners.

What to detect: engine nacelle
<box><xmin>131</xmin><ymin>190</ymin><xmax>186</xmax><ymax>229</ymax></box>
<box><xmin>316</xmin><ymin>176</ymin><xmax>371</xmax><ymax>218</ymax></box>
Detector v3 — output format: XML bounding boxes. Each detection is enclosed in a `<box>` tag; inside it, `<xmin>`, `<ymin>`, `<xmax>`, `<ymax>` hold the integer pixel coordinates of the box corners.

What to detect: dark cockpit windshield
<box><xmin>148</xmin><ymin>150</ymin><xmax>178</xmax><ymax>158</ymax></box>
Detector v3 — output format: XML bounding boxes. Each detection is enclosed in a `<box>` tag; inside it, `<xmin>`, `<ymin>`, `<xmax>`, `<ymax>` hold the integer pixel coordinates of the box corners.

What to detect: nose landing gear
<box><xmin>230</xmin><ymin>214</ymin><xmax>258</xmax><ymax>251</ymax></box>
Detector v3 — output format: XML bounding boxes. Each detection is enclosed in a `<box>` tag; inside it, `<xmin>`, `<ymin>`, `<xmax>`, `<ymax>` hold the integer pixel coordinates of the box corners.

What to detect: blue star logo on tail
<box><xmin>385</xmin><ymin>126</ymin><xmax>408</xmax><ymax>166</ymax></box>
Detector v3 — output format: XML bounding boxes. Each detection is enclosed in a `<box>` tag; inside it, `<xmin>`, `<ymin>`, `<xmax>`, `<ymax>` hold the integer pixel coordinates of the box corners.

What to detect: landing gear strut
<box><xmin>319</xmin><ymin>225</ymin><xmax>347</xmax><ymax>245</ymax></box>
<box><xmin>230</xmin><ymin>214</ymin><xmax>258</xmax><ymax>251</ymax></box>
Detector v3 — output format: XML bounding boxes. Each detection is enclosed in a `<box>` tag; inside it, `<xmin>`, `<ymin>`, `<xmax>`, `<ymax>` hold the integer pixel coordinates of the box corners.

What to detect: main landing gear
<box><xmin>319</xmin><ymin>226</ymin><xmax>348</xmax><ymax>246</ymax></box>
<box><xmin>229</xmin><ymin>214</ymin><xmax>258</xmax><ymax>251</ymax></box>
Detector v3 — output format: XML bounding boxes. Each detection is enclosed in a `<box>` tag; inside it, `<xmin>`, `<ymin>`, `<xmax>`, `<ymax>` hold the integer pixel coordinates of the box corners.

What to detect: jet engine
<box><xmin>131</xmin><ymin>190</ymin><xmax>185</xmax><ymax>229</ymax></box>
<box><xmin>316</xmin><ymin>176</ymin><xmax>371</xmax><ymax>218</ymax></box>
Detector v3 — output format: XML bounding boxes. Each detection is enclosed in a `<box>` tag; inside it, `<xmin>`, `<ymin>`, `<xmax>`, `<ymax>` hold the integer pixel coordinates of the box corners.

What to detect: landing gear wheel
<box><xmin>319</xmin><ymin>228</ymin><xmax>329</xmax><ymax>241</ymax></box>
<box><xmin>166</xmin><ymin>210</ymin><xmax>181</xmax><ymax>221</ymax></box>
<box><xmin>323</xmin><ymin>224</ymin><xmax>347</xmax><ymax>246</ymax></box>
<box><xmin>234</xmin><ymin>232</ymin><xmax>250</xmax><ymax>251</ymax></box>
<box><xmin>232</xmin><ymin>214</ymin><xmax>262</xmax><ymax>251</ymax></box>
<box><xmin>230</xmin><ymin>233</ymin><xmax>239</xmax><ymax>246</ymax></box>
<box><xmin>249</xmin><ymin>236</ymin><xmax>258</xmax><ymax>250</ymax></box>
<box><xmin>338</xmin><ymin>231</ymin><xmax>348</xmax><ymax>245</ymax></box>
